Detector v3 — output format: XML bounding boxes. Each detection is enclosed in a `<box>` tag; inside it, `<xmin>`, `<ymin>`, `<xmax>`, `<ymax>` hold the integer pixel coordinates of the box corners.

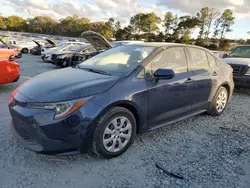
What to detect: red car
<box><xmin>0</xmin><ymin>39</ymin><xmax>22</xmax><ymax>59</ymax></box>
<box><xmin>0</xmin><ymin>49</ymin><xmax>20</xmax><ymax>84</ymax></box>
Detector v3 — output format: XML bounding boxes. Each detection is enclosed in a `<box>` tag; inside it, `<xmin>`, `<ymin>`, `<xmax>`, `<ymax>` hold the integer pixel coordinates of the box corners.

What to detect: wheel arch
<box><xmin>95</xmin><ymin>100</ymin><xmax>146</xmax><ymax>134</ymax></box>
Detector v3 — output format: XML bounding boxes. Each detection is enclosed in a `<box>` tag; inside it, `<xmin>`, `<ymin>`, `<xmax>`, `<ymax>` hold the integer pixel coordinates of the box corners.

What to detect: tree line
<box><xmin>0</xmin><ymin>7</ymin><xmax>247</xmax><ymax>50</ymax></box>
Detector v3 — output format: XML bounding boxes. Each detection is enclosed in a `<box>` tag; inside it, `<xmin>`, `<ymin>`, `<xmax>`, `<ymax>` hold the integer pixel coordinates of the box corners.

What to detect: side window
<box><xmin>207</xmin><ymin>52</ymin><xmax>217</xmax><ymax>67</ymax></box>
<box><xmin>188</xmin><ymin>48</ymin><xmax>209</xmax><ymax>70</ymax></box>
<box><xmin>150</xmin><ymin>47</ymin><xmax>188</xmax><ymax>74</ymax></box>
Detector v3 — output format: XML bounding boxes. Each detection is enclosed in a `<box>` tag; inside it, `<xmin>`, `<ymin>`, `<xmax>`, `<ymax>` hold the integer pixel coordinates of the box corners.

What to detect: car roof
<box><xmin>126</xmin><ymin>42</ymin><xmax>212</xmax><ymax>50</ymax></box>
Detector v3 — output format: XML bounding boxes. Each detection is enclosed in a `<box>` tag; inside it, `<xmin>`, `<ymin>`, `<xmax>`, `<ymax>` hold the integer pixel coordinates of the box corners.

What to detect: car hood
<box><xmin>81</xmin><ymin>31</ymin><xmax>113</xmax><ymax>51</ymax></box>
<box><xmin>224</xmin><ymin>58</ymin><xmax>250</xmax><ymax>66</ymax></box>
<box><xmin>45</xmin><ymin>39</ymin><xmax>56</xmax><ymax>45</ymax></box>
<box><xmin>33</xmin><ymin>40</ymin><xmax>41</xmax><ymax>48</ymax></box>
<box><xmin>18</xmin><ymin>67</ymin><xmax>119</xmax><ymax>102</ymax></box>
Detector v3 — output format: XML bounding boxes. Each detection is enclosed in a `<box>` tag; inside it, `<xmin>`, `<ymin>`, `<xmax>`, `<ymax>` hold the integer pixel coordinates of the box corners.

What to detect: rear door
<box><xmin>185</xmin><ymin>47</ymin><xmax>213</xmax><ymax>112</ymax></box>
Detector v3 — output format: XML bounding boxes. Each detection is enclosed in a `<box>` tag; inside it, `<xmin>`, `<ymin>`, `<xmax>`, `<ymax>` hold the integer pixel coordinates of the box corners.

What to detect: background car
<box><xmin>222</xmin><ymin>45</ymin><xmax>250</xmax><ymax>88</ymax></box>
<box><xmin>51</xmin><ymin>44</ymin><xmax>96</xmax><ymax>68</ymax></box>
<box><xmin>0</xmin><ymin>39</ymin><xmax>22</xmax><ymax>59</ymax></box>
<box><xmin>0</xmin><ymin>49</ymin><xmax>20</xmax><ymax>84</ymax></box>
<box><xmin>9</xmin><ymin>33</ymin><xmax>234</xmax><ymax>158</ymax></box>
<box><xmin>41</xmin><ymin>42</ymin><xmax>86</xmax><ymax>62</ymax></box>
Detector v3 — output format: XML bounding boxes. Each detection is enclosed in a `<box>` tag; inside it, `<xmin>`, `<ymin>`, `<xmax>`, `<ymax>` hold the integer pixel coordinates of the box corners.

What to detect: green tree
<box><xmin>215</xmin><ymin>9</ymin><xmax>235</xmax><ymax>39</ymax></box>
<box><xmin>27</xmin><ymin>16</ymin><xmax>56</xmax><ymax>34</ymax></box>
<box><xmin>142</xmin><ymin>12</ymin><xmax>161</xmax><ymax>33</ymax></box>
<box><xmin>197</xmin><ymin>7</ymin><xmax>220</xmax><ymax>42</ymax></box>
<box><xmin>6</xmin><ymin>16</ymin><xmax>26</xmax><ymax>31</ymax></box>
<box><xmin>57</xmin><ymin>15</ymin><xmax>90</xmax><ymax>36</ymax></box>
<box><xmin>163</xmin><ymin>12</ymin><xmax>178</xmax><ymax>36</ymax></box>
<box><xmin>0</xmin><ymin>16</ymin><xmax>7</xmax><ymax>30</ymax></box>
<box><xmin>130</xmin><ymin>13</ymin><xmax>144</xmax><ymax>34</ymax></box>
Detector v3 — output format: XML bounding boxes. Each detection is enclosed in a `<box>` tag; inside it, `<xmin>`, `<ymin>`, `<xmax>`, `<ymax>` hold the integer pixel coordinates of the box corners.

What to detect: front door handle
<box><xmin>185</xmin><ymin>78</ymin><xmax>194</xmax><ymax>83</ymax></box>
<box><xmin>212</xmin><ymin>71</ymin><xmax>218</xmax><ymax>76</ymax></box>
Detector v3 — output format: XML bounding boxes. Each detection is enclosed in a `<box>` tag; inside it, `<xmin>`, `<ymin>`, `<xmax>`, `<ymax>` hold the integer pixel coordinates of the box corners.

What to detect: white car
<box><xmin>8</xmin><ymin>40</ymin><xmax>37</xmax><ymax>53</ymax></box>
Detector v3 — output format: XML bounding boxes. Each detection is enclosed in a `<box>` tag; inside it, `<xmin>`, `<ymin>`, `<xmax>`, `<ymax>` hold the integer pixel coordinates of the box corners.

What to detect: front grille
<box><xmin>10</xmin><ymin>109</ymin><xmax>39</xmax><ymax>145</ymax></box>
<box><xmin>230</xmin><ymin>64</ymin><xmax>249</xmax><ymax>76</ymax></box>
<box><xmin>231</xmin><ymin>65</ymin><xmax>242</xmax><ymax>74</ymax></box>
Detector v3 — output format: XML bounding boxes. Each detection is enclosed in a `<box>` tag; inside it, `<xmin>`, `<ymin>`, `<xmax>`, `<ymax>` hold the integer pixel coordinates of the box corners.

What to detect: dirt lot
<box><xmin>0</xmin><ymin>55</ymin><xmax>249</xmax><ymax>188</ymax></box>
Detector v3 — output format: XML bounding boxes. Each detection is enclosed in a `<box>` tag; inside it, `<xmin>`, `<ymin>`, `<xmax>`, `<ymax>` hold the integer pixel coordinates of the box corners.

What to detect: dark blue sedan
<box><xmin>8</xmin><ymin>34</ymin><xmax>234</xmax><ymax>158</ymax></box>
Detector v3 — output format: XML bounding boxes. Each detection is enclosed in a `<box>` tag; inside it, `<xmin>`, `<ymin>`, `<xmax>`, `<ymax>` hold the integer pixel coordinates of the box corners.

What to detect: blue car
<box><xmin>9</xmin><ymin>32</ymin><xmax>234</xmax><ymax>158</ymax></box>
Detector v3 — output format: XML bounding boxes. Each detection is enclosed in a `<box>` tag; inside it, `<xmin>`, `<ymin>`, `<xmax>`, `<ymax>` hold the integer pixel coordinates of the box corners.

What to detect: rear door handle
<box><xmin>212</xmin><ymin>71</ymin><xmax>218</xmax><ymax>76</ymax></box>
<box><xmin>185</xmin><ymin>78</ymin><xmax>194</xmax><ymax>83</ymax></box>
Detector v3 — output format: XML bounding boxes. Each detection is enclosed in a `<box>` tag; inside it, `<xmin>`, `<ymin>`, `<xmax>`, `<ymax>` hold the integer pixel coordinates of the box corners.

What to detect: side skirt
<box><xmin>149</xmin><ymin>109</ymin><xmax>207</xmax><ymax>131</ymax></box>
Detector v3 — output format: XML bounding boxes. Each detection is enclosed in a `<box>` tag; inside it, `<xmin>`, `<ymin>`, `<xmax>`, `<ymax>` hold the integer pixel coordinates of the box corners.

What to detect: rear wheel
<box><xmin>207</xmin><ymin>86</ymin><xmax>228</xmax><ymax>116</ymax></box>
<box><xmin>92</xmin><ymin>107</ymin><xmax>136</xmax><ymax>158</ymax></box>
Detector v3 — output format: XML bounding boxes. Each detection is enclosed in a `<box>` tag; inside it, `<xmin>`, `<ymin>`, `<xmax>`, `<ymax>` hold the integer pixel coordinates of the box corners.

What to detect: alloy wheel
<box><xmin>103</xmin><ymin>116</ymin><xmax>132</xmax><ymax>153</ymax></box>
<box><xmin>216</xmin><ymin>90</ymin><xmax>228</xmax><ymax>113</ymax></box>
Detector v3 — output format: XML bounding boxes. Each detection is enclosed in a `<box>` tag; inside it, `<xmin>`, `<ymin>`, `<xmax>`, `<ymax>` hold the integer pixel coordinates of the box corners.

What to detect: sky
<box><xmin>1</xmin><ymin>0</ymin><xmax>250</xmax><ymax>39</ymax></box>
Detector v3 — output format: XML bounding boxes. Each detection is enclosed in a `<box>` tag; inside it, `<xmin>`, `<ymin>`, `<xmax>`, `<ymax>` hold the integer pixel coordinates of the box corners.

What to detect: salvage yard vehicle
<box><xmin>223</xmin><ymin>45</ymin><xmax>250</xmax><ymax>88</ymax></box>
<box><xmin>9</xmin><ymin>32</ymin><xmax>234</xmax><ymax>158</ymax></box>
<box><xmin>0</xmin><ymin>39</ymin><xmax>22</xmax><ymax>59</ymax></box>
<box><xmin>41</xmin><ymin>42</ymin><xmax>86</xmax><ymax>62</ymax></box>
<box><xmin>51</xmin><ymin>44</ymin><xmax>96</xmax><ymax>68</ymax></box>
<box><xmin>0</xmin><ymin>49</ymin><xmax>20</xmax><ymax>84</ymax></box>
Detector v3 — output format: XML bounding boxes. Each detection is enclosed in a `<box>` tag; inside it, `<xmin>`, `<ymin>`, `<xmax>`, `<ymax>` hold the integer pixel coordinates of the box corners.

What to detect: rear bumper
<box><xmin>233</xmin><ymin>75</ymin><xmax>250</xmax><ymax>88</ymax></box>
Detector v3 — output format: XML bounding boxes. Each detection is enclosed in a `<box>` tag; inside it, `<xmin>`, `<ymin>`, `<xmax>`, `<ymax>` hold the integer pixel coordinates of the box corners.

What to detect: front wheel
<box><xmin>92</xmin><ymin>107</ymin><xmax>136</xmax><ymax>158</ymax></box>
<box><xmin>207</xmin><ymin>86</ymin><xmax>229</xmax><ymax>116</ymax></box>
<box><xmin>22</xmin><ymin>48</ymin><xmax>28</xmax><ymax>54</ymax></box>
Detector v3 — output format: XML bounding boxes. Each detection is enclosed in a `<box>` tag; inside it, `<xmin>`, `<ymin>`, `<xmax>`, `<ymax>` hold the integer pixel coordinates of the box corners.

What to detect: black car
<box><xmin>51</xmin><ymin>44</ymin><xmax>96</xmax><ymax>68</ymax></box>
<box><xmin>223</xmin><ymin>45</ymin><xmax>250</xmax><ymax>88</ymax></box>
<box><xmin>9</xmin><ymin>32</ymin><xmax>234</xmax><ymax>158</ymax></box>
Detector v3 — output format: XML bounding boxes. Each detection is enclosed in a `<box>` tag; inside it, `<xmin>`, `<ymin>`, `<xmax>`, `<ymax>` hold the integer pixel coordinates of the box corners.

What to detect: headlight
<box><xmin>26</xmin><ymin>97</ymin><xmax>91</xmax><ymax>119</ymax></box>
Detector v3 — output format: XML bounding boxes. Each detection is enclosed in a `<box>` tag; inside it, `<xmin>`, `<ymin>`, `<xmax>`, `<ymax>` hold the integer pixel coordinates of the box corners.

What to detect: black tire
<box><xmin>92</xmin><ymin>107</ymin><xmax>137</xmax><ymax>159</ymax></box>
<box><xmin>22</xmin><ymin>48</ymin><xmax>28</xmax><ymax>54</ymax></box>
<box><xmin>207</xmin><ymin>86</ymin><xmax>229</xmax><ymax>116</ymax></box>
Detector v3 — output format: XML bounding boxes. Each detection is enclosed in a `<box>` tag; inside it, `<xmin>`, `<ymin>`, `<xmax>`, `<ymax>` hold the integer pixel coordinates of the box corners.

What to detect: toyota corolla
<box><xmin>9</xmin><ymin>32</ymin><xmax>234</xmax><ymax>158</ymax></box>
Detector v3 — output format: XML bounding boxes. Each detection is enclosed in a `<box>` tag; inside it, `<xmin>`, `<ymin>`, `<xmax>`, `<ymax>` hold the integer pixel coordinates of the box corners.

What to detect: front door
<box><xmin>146</xmin><ymin>47</ymin><xmax>193</xmax><ymax>127</ymax></box>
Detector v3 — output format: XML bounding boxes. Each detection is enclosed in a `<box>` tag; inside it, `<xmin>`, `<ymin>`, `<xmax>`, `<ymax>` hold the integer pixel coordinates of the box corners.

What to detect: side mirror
<box><xmin>222</xmin><ymin>53</ymin><xmax>229</xmax><ymax>58</ymax></box>
<box><xmin>153</xmin><ymin>68</ymin><xmax>175</xmax><ymax>79</ymax></box>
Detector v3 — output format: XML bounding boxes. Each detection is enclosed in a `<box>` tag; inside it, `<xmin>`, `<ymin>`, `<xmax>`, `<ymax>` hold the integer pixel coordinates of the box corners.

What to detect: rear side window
<box><xmin>207</xmin><ymin>53</ymin><xmax>217</xmax><ymax>67</ymax></box>
<box><xmin>188</xmin><ymin>48</ymin><xmax>209</xmax><ymax>70</ymax></box>
<box><xmin>150</xmin><ymin>47</ymin><xmax>188</xmax><ymax>74</ymax></box>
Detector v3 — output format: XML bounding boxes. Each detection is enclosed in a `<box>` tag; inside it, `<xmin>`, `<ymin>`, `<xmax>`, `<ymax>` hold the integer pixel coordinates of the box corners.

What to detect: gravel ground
<box><xmin>0</xmin><ymin>54</ymin><xmax>249</xmax><ymax>188</ymax></box>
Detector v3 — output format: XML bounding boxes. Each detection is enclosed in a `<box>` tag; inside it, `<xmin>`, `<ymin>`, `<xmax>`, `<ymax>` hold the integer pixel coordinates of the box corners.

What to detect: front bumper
<box><xmin>8</xmin><ymin>92</ymin><xmax>103</xmax><ymax>155</ymax></box>
<box><xmin>10</xmin><ymin>120</ymin><xmax>77</xmax><ymax>154</ymax></box>
<box><xmin>51</xmin><ymin>58</ymin><xmax>68</xmax><ymax>67</ymax></box>
<box><xmin>233</xmin><ymin>75</ymin><xmax>250</xmax><ymax>88</ymax></box>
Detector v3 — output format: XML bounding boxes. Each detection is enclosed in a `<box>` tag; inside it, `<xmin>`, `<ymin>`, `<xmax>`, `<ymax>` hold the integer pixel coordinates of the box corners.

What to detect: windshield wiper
<box><xmin>77</xmin><ymin>66</ymin><xmax>111</xmax><ymax>76</ymax></box>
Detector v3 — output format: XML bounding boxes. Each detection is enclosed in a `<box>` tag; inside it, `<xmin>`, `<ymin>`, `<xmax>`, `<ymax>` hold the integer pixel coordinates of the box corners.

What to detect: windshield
<box><xmin>70</xmin><ymin>45</ymin><xmax>88</xmax><ymax>51</ymax></box>
<box><xmin>229</xmin><ymin>46</ymin><xmax>250</xmax><ymax>58</ymax></box>
<box><xmin>78</xmin><ymin>45</ymin><xmax>156</xmax><ymax>76</ymax></box>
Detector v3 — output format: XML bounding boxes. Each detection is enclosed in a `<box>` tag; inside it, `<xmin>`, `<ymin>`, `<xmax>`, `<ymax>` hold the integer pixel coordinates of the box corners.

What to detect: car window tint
<box><xmin>188</xmin><ymin>48</ymin><xmax>209</xmax><ymax>70</ymax></box>
<box><xmin>151</xmin><ymin>47</ymin><xmax>187</xmax><ymax>74</ymax></box>
<box><xmin>207</xmin><ymin>52</ymin><xmax>217</xmax><ymax>67</ymax></box>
